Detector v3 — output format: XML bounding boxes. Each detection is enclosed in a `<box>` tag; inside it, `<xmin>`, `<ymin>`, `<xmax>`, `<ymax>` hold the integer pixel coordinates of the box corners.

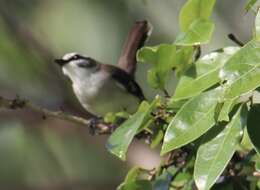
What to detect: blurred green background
<box><xmin>0</xmin><ymin>0</ymin><xmax>256</xmax><ymax>189</ymax></box>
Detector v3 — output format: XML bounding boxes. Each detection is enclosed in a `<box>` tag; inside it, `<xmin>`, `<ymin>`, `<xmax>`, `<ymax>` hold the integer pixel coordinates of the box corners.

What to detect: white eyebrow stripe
<box><xmin>62</xmin><ymin>52</ymin><xmax>78</xmax><ymax>60</ymax></box>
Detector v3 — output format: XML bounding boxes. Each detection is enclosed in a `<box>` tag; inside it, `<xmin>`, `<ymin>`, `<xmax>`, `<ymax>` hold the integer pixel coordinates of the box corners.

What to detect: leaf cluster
<box><xmin>107</xmin><ymin>0</ymin><xmax>260</xmax><ymax>189</ymax></box>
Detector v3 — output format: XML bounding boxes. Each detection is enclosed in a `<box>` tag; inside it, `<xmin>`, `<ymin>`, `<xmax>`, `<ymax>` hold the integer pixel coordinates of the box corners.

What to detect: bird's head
<box><xmin>55</xmin><ymin>53</ymin><xmax>100</xmax><ymax>81</ymax></box>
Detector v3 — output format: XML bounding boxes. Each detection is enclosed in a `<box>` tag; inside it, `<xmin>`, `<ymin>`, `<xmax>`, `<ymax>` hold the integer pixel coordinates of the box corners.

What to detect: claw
<box><xmin>88</xmin><ymin>117</ymin><xmax>102</xmax><ymax>135</ymax></box>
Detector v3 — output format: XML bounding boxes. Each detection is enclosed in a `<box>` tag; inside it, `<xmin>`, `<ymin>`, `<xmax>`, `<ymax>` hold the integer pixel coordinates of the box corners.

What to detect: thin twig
<box><xmin>163</xmin><ymin>88</ymin><xmax>170</xmax><ymax>98</ymax></box>
<box><xmin>0</xmin><ymin>96</ymin><xmax>115</xmax><ymax>135</ymax></box>
<box><xmin>194</xmin><ymin>46</ymin><xmax>201</xmax><ymax>61</ymax></box>
<box><xmin>228</xmin><ymin>33</ymin><xmax>245</xmax><ymax>47</ymax></box>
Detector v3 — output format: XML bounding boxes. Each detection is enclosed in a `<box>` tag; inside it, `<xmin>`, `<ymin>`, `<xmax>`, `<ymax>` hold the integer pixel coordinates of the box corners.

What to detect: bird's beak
<box><xmin>54</xmin><ymin>59</ymin><xmax>67</xmax><ymax>67</ymax></box>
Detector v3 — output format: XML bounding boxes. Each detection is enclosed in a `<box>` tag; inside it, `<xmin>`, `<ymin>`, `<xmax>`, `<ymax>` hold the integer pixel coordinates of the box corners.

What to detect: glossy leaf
<box><xmin>180</xmin><ymin>0</ymin><xmax>216</xmax><ymax>31</ymax></box>
<box><xmin>161</xmin><ymin>88</ymin><xmax>223</xmax><ymax>155</ymax></box>
<box><xmin>194</xmin><ymin>105</ymin><xmax>247</xmax><ymax>190</ymax></box>
<box><xmin>219</xmin><ymin>40</ymin><xmax>260</xmax><ymax>99</ymax></box>
<box><xmin>173</xmin><ymin>47</ymin><xmax>239</xmax><ymax>101</ymax></box>
<box><xmin>175</xmin><ymin>19</ymin><xmax>214</xmax><ymax>46</ymax></box>
<box><xmin>107</xmin><ymin>98</ymin><xmax>159</xmax><ymax>160</ymax></box>
<box><xmin>247</xmin><ymin>104</ymin><xmax>260</xmax><ymax>154</ymax></box>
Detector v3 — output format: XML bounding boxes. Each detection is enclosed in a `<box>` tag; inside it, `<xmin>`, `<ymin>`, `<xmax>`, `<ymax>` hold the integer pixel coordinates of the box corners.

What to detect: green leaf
<box><xmin>150</xmin><ymin>129</ymin><xmax>164</xmax><ymax>149</ymax></box>
<box><xmin>240</xmin><ymin>128</ymin><xmax>254</xmax><ymax>151</ymax></box>
<box><xmin>219</xmin><ymin>40</ymin><xmax>260</xmax><ymax>99</ymax></box>
<box><xmin>104</xmin><ymin>112</ymin><xmax>129</xmax><ymax>124</ymax></box>
<box><xmin>161</xmin><ymin>88</ymin><xmax>223</xmax><ymax>155</ymax></box>
<box><xmin>194</xmin><ymin>105</ymin><xmax>247</xmax><ymax>190</ymax></box>
<box><xmin>172</xmin><ymin>172</ymin><xmax>192</xmax><ymax>188</ymax></box>
<box><xmin>174</xmin><ymin>46</ymin><xmax>194</xmax><ymax>77</ymax></box>
<box><xmin>167</xmin><ymin>98</ymin><xmax>188</xmax><ymax>112</ymax></box>
<box><xmin>173</xmin><ymin>47</ymin><xmax>239</xmax><ymax>101</ymax></box>
<box><xmin>247</xmin><ymin>104</ymin><xmax>260</xmax><ymax>154</ymax></box>
<box><xmin>256</xmin><ymin>156</ymin><xmax>260</xmax><ymax>171</ymax></box>
<box><xmin>218</xmin><ymin>98</ymin><xmax>238</xmax><ymax>122</ymax></box>
<box><xmin>106</xmin><ymin>98</ymin><xmax>159</xmax><ymax>160</ymax></box>
<box><xmin>137</xmin><ymin>45</ymin><xmax>193</xmax><ymax>89</ymax></box>
<box><xmin>175</xmin><ymin>19</ymin><xmax>215</xmax><ymax>46</ymax></box>
<box><xmin>180</xmin><ymin>0</ymin><xmax>216</xmax><ymax>32</ymax></box>
<box><xmin>137</xmin><ymin>46</ymin><xmax>158</xmax><ymax>64</ymax></box>
<box><xmin>255</xmin><ymin>8</ymin><xmax>260</xmax><ymax>42</ymax></box>
<box><xmin>245</xmin><ymin>0</ymin><xmax>258</xmax><ymax>12</ymax></box>
<box><xmin>124</xmin><ymin>167</ymin><xmax>142</xmax><ymax>183</ymax></box>
<box><xmin>117</xmin><ymin>167</ymin><xmax>152</xmax><ymax>190</ymax></box>
<box><xmin>147</xmin><ymin>69</ymin><xmax>163</xmax><ymax>89</ymax></box>
<box><xmin>153</xmin><ymin>167</ymin><xmax>177</xmax><ymax>190</ymax></box>
<box><xmin>137</xmin><ymin>44</ymin><xmax>176</xmax><ymax>89</ymax></box>
<box><xmin>118</xmin><ymin>180</ymin><xmax>152</xmax><ymax>190</ymax></box>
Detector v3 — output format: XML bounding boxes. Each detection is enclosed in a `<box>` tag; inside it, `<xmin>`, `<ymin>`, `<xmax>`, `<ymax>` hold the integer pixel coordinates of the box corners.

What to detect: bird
<box><xmin>55</xmin><ymin>53</ymin><xmax>145</xmax><ymax>116</ymax></box>
<box><xmin>55</xmin><ymin>21</ymin><xmax>151</xmax><ymax>117</ymax></box>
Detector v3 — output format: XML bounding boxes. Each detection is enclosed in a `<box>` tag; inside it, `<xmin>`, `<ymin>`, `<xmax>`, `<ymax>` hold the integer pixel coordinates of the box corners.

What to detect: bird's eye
<box><xmin>77</xmin><ymin>59</ymin><xmax>96</xmax><ymax>68</ymax></box>
<box><xmin>72</xmin><ymin>55</ymin><xmax>80</xmax><ymax>60</ymax></box>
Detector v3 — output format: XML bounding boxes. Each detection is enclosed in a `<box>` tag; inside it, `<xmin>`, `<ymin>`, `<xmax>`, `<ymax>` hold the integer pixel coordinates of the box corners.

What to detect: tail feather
<box><xmin>117</xmin><ymin>20</ymin><xmax>152</xmax><ymax>76</ymax></box>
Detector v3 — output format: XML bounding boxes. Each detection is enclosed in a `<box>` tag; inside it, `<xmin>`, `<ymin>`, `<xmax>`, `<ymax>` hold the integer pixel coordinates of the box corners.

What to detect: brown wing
<box><xmin>102</xmin><ymin>64</ymin><xmax>145</xmax><ymax>101</ymax></box>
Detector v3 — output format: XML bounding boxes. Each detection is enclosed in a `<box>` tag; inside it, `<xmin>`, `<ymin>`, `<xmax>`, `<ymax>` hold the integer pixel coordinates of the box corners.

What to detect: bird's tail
<box><xmin>117</xmin><ymin>20</ymin><xmax>152</xmax><ymax>76</ymax></box>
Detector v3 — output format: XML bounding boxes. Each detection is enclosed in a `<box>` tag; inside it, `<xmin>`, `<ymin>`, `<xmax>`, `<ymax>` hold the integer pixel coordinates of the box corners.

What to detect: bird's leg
<box><xmin>88</xmin><ymin>116</ymin><xmax>103</xmax><ymax>135</ymax></box>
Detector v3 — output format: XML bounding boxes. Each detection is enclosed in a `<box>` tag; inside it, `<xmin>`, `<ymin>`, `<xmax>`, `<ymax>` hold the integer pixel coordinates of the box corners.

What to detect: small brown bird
<box><xmin>55</xmin><ymin>21</ymin><xmax>151</xmax><ymax>116</ymax></box>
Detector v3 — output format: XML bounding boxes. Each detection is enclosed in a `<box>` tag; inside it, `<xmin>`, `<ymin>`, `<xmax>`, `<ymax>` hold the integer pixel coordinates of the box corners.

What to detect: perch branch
<box><xmin>0</xmin><ymin>96</ymin><xmax>115</xmax><ymax>135</ymax></box>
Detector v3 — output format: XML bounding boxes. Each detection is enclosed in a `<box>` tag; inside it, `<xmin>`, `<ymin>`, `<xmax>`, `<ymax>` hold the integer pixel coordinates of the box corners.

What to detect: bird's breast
<box><xmin>71</xmin><ymin>71</ymin><xmax>140</xmax><ymax>116</ymax></box>
<box><xmin>72</xmin><ymin>71</ymin><xmax>108</xmax><ymax>101</ymax></box>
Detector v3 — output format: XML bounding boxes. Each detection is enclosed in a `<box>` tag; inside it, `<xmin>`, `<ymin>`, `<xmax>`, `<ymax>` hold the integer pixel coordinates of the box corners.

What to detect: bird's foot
<box><xmin>88</xmin><ymin>117</ymin><xmax>102</xmax><ymax>135</ymax></box>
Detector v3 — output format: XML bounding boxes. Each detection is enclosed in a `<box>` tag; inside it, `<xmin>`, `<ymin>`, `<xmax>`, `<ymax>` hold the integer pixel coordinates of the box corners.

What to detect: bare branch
<box><xmin>0</xmin><ymin>96</ymin><xmax>115</xmax><ymax>135</ymax></box>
